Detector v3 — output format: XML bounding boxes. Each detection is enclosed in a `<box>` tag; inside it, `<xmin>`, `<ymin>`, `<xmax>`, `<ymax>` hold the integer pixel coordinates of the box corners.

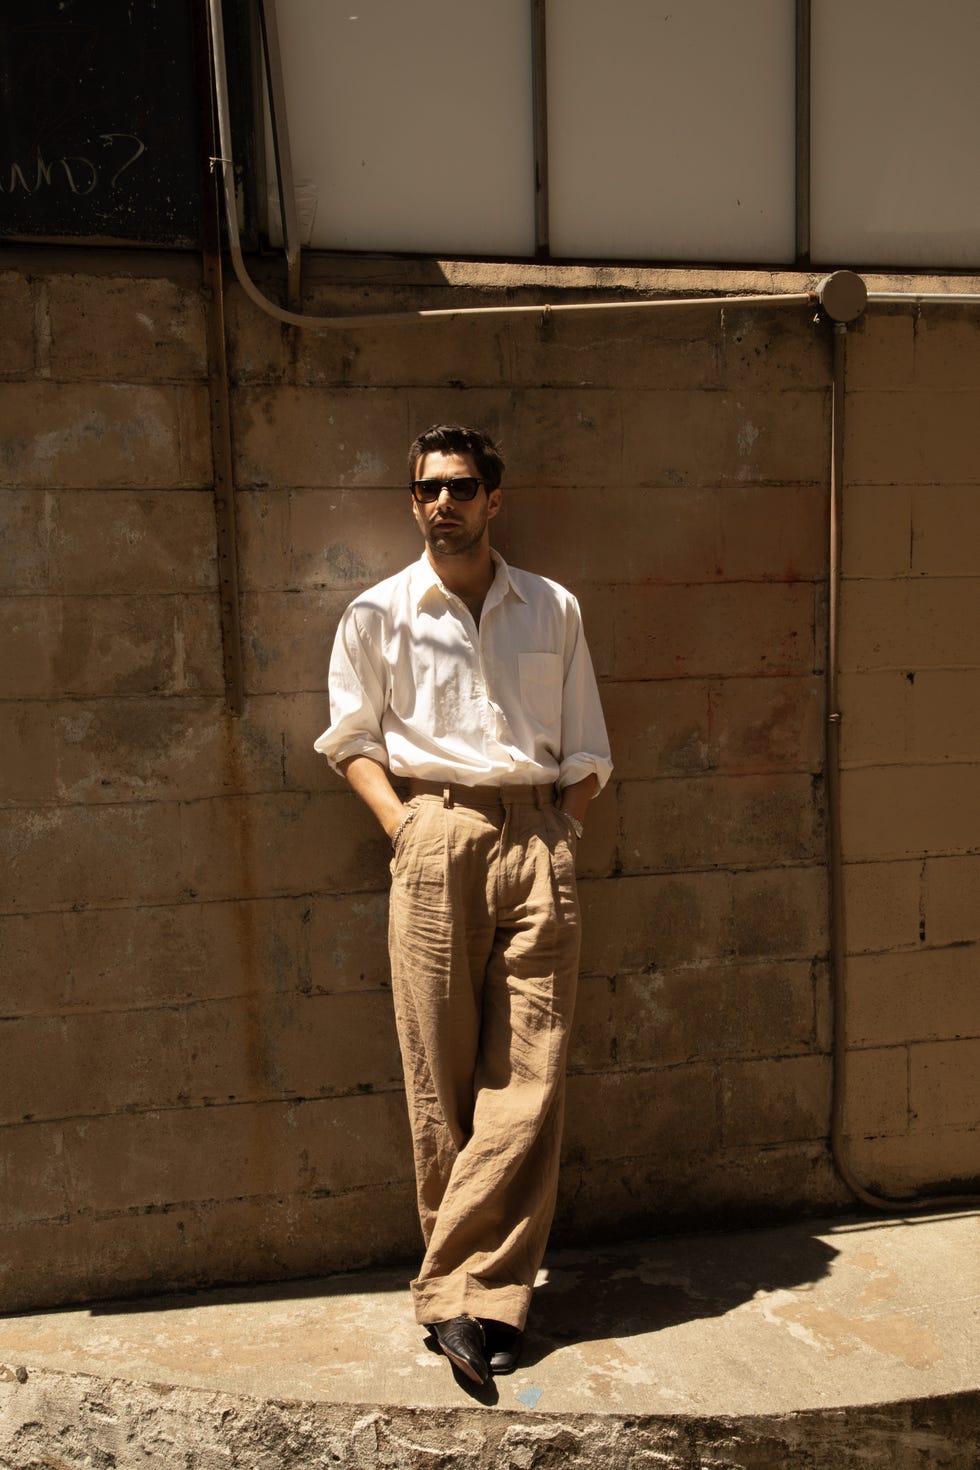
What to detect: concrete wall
<box><xmin>839</xmin><ymin>306</ymin><xmax>980</xmax><ymax>1192</ymax></box>
<box><xmin>1</xmin><ymin>252</ymin><xmax>977</xmax><ymax>1312</ymax></box>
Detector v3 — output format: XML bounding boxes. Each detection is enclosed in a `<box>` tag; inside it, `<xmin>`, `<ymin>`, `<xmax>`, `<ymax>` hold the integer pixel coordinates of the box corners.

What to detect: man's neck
<box><xmin>426</xmin><ymin>545</ymin><xmax>495</xmax><ymax>620</ymax></box>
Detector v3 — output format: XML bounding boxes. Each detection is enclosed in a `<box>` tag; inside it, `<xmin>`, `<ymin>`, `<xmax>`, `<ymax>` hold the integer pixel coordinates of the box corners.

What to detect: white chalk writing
<box><xmin>1</xmin><ymin>133</ymin><xmax>146</xmax><ymax>196</ymax></box>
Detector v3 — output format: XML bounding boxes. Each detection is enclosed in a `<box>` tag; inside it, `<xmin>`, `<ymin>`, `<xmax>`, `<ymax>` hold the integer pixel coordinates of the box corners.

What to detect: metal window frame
<box><xmin>796</xmin><ymin>0</ymin><xmax>811</xmax><ymax>266</ymax></box>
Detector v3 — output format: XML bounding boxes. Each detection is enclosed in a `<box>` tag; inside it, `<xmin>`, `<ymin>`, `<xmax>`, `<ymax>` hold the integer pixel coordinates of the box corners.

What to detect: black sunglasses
<box><xmin>412</xmin><ymin>477</ymin><xmax>486</xmax><ymax>503</ymax></box>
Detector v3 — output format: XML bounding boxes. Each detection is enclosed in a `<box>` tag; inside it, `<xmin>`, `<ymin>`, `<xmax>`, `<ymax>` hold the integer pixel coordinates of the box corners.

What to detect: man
<box><xmin>315</xmin><ymin>424</ymin><xmax>612</xmax><ymax>1386</ymax></box>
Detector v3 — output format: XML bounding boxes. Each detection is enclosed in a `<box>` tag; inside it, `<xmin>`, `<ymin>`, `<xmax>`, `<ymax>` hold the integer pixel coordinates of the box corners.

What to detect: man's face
<box><xmin>411</xmin><ymin>449</ymin><xmax>501</xmax><ymax>558</ymax></box>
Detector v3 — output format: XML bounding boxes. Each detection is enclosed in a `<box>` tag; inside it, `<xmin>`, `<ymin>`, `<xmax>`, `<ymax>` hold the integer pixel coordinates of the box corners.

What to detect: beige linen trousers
<box><xmin>388</xmin><ymin>784</ymin><xmax>581</xmax><ymax>1331</ymax></box>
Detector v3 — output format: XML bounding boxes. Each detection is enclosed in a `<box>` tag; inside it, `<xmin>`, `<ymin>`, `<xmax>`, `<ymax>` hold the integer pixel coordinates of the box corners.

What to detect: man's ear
<box><xmin>486</xmin><ymin>487</ymin><xmax>502</xmax><ymax>520</ymax></box>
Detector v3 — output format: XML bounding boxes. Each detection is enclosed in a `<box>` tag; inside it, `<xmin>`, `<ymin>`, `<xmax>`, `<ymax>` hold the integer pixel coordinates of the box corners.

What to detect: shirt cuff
<box><xmin>558</xmin><ymin>755</ymin><xmax>613</xmax><ymax>794</ymax></box>
<box><xmin>313</xmin><ymin>733</ymin><xmax>389</xmax><ymax>773</ymax></box>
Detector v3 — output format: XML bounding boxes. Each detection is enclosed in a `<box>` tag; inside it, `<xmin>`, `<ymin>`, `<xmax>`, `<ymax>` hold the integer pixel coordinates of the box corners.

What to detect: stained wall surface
<box><xmin>1</xmin><ymin>253</ymin><xmax>977</xmax><ymax>1311</ymax></box>
<box><xmin>839</xmin><ymin>305</ymin><xmax>980</xmax><ymax>1192</ymax></box>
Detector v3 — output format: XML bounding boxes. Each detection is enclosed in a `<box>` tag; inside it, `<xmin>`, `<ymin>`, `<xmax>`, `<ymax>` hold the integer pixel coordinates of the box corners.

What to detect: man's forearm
<box><xmin>338</xmin><ymin>755</ymin><xmax>409</xmax><ymax>839</ymax></box>
<box><xmin>558</xmin><ymin>773</ymin><xmax>599</xmax><ymax>826</ymax></box>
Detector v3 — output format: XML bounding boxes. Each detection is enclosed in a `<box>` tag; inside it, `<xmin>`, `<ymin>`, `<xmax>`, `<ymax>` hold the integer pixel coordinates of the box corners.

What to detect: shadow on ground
<box><xmin>522</xmin><ymin>1222</ymin><xmax>840</xmax><ymax>1369</ymax></box>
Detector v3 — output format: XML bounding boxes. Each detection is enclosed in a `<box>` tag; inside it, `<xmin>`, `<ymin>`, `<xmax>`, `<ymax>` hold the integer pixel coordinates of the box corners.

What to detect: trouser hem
<box><xmin>412</xmin><ymin>1278</ymin><xmax>532</xmax><ymax>1333</ymax></box>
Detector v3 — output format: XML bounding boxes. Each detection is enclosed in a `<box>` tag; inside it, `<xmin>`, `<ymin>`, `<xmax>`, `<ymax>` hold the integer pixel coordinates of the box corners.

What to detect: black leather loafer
<box><xmin>482</xmin><ymin>1319</ymin><xmax>523</xmax><ymax>1375</ymax></box>
<box><xmin>432</xmin><ymin>1316</ymin><xmax>489</xmax><ymax>1385</ymax></box>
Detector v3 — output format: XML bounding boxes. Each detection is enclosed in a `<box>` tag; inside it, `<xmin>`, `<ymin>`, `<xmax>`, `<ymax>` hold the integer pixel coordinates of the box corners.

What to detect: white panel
<box><xmin>546</xmin><ymin>0</ymin><xmax>796</xmax><ymax>263</ymax></box>
<box><xmin>264</xmin><ymin>0</ymin><xmax>535</xmax><ymax>255</ymax></box>
<box><xmin>811</xmin><ymin>0</ymin><xmax>980</xmax><ymax>269</ymax></box>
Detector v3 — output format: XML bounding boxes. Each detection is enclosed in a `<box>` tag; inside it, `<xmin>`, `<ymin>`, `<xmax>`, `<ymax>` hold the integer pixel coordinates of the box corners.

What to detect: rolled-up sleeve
<box><xmin>313</xmin><ymin>605</ymin><xmax>390</xmax><ymax>772</ymax></box>
<box><xmin>557</xmin><ymin>595</ymin><xmax>613</xmax><ymax>794</ymax></box>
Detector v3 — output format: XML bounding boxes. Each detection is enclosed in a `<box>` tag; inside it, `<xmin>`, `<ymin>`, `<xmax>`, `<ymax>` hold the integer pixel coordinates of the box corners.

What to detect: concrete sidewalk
<box><xmin>1</xmin><ymin>1209</ymin><xmax>978</xmax><ymax>1468</ymax></box>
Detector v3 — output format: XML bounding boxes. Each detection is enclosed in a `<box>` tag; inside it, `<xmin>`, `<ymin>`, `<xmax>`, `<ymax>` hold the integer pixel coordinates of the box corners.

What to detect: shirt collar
<box><xmin>409</xmin><ymin>549</ymin><xmax>526</xmax><ymax>612</ymax></box>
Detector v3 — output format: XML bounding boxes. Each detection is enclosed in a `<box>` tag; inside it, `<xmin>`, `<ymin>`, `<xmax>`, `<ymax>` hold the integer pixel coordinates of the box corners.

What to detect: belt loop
<box><xmin>532</xmin><ymin>784</ymin><xmax>543</xmax><ymax>808</ymax></box>
<box><xmin>442</xmin><ymin>785</ymin><xmax>453</xmax><ymax>808</ymax></box>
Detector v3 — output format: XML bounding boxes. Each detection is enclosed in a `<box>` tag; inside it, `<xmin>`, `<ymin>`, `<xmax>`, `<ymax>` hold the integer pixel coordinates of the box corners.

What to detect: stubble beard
<box><xmin>425</xmin><ymin>510</ymin><xmax>487</xmax><ymax>558</ymax></box>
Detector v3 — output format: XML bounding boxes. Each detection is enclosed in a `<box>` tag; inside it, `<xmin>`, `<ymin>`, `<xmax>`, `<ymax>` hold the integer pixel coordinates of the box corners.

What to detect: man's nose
<box><xmin>436</xmin><ymin>485</ymin><xmax>454</xmax><ymax>508</ymax></box>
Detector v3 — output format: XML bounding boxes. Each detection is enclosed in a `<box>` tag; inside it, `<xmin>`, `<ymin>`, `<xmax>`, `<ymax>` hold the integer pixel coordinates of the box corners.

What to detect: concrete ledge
<box><xmin>1</xmin><ymin>1212</ymin><xmax>977</xmax><ymax>1468</ymax></box>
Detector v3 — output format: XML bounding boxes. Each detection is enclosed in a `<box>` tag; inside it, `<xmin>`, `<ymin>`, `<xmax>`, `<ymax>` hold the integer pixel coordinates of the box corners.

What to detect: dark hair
<box><xmin>408</xmin><ymin>424</ymin><xmax>505</xmax><ymax>490</ymax></box>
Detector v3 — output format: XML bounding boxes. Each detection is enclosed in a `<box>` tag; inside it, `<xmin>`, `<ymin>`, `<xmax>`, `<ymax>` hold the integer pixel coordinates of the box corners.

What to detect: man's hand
<box><xmin>557</xmin><ymin>773</ymin><xmax>598</xmax><ymax>830</ymax></box>
<box><xmin>338</xmin><ymin>755</ymin><xmax>410</xmax><ymax>839</ymax></box>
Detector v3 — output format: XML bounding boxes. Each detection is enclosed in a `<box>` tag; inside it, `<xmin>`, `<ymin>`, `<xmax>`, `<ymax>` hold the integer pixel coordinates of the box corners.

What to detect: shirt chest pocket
<box><xmin>518</xmin><ymin>651</ymin><xmax>563</xmax><ymax>727</ymax></box>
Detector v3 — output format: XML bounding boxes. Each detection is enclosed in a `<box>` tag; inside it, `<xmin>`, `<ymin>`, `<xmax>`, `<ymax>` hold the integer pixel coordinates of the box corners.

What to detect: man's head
<box><xmin>407</xmin><ymin>425</ymin><xmax>505</xmax><ymax>491</ymax></box>
<box><xmin>409</xmin><ymin>425</ymin><xmax>504</xmax><ymax>561</ymax></box>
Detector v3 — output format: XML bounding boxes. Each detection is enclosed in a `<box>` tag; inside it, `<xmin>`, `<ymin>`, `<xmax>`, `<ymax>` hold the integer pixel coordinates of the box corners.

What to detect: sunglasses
<box><xmin>412</xmin><ymin>477</ymin><xmax>486</xmax><ymax>503</ymax></box>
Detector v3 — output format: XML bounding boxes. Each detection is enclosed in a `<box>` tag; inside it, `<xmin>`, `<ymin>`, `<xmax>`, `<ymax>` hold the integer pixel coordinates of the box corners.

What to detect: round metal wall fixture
<box><xmin>817</xmin><ymin>270</ymin><xmax>868</xmax><ymax>323</ymax></box>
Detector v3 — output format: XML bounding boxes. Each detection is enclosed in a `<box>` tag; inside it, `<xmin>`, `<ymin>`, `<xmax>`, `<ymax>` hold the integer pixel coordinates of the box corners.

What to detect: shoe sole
<box><xmin>438</xmin><ymin>1343</ymin><xmax>488</xmax><ymax>1385</ymax></box>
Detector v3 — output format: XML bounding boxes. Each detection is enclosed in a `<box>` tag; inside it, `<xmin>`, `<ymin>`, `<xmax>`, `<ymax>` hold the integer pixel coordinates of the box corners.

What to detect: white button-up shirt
<box><xmin>315</xmin><ymin>551</ymin><xmax>612</xmax><ymax>793</ymax></box>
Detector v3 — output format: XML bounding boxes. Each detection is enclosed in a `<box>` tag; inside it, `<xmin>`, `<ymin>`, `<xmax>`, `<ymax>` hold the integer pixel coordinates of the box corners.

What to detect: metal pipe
<box><xmin>868</xmin><ymin>292</ymin><xmax>980</xmax><ymax>303</ymax></box>
<box><xmin>825</xmin><ymin>320</ymin><xmax>883</xmax><ymax>1207</ymax></box>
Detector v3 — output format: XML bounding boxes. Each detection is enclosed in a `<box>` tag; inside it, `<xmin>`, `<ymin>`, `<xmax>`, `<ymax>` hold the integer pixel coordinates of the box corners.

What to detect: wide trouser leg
<box><xmin>388</xmin><ymin>794</ymin><xmax>580</xmax><ymax>1332</ymax></box>
<box><xmin>388</xmin><ymin>797</ymin><xmax>496</xmax><ymax>1245</ymax></box>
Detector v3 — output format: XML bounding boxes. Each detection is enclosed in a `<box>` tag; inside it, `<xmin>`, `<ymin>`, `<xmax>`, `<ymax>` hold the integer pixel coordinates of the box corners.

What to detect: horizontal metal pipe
<box><xmin>868</xmin><ymin>291</ymin><xmax>980</xmax><ymax>303</ymax></box>
<box><xmin>230</xmin><ymin>288</ymin><xmax>815</xmax><ymax>330</ymax></box>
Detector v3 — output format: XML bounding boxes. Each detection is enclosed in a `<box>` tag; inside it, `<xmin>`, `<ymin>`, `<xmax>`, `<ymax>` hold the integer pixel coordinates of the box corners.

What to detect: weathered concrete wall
<box><xmin>1</xmin><ymin>252</ymin><xmax>977</xmax><ymax>1311</ymax></box>
<box><xmin>838</xmin><ymin>306</ymin><xmax>980</xmax><ymax>1193</ymax></box>
<box><xmin>3</xmin><ymin>1370</ymin><xmax>978</xmax><ymax>1470</ymax></box>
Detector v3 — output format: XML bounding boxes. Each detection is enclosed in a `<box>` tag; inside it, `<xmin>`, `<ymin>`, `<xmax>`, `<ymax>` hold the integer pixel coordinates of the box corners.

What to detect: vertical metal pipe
<box><xmin>826</xmin><ymin>321</ymin><xmax>857</xmax><ymax>1191</ymax></box>
<box><xmin>531</xmin><ymin>0</ymin><xmax>550</xmax><ymax>257</ymax></box>
<box><xmin>795</xmin><ymin>0</ymin><xmax>811</xmax><ymax>264</ymax></box>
